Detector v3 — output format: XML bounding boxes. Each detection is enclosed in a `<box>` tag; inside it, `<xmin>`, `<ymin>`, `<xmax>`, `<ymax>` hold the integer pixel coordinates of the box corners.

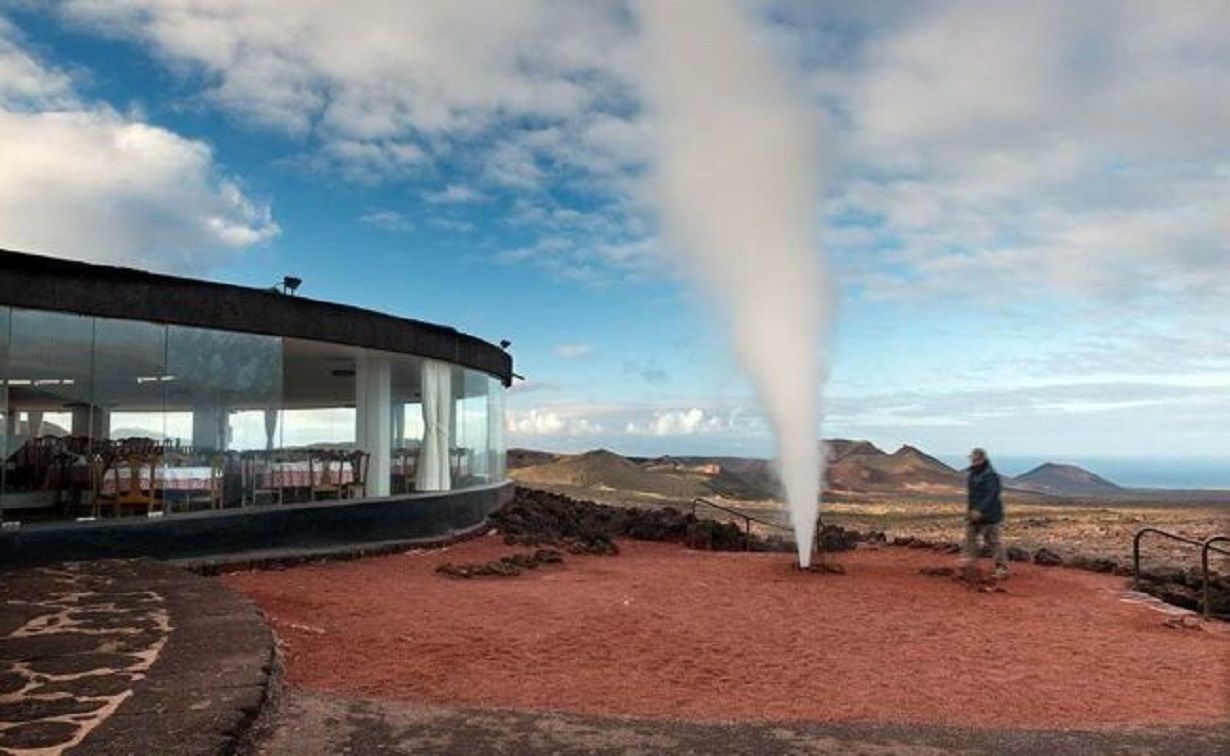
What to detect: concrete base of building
<box><xmin>0</xmin><ymin>481</ymin><xmax>513</xmax><ymax>568</ymax></box>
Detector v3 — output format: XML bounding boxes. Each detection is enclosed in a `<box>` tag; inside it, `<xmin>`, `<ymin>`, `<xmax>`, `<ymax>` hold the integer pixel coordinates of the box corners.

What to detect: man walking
<box><xmin>965</xmin><ymin>447</ymin><xmax>1008</xmax><ymax>579</ymax></box>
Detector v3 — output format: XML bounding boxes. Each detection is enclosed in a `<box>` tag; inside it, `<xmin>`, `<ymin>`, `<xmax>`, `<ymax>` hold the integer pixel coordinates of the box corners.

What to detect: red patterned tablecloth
<box><xmin>257</xmin><ymin>461</ymin><xmax>354</xmax><ymax>488</ymax></box>
<box><xmin>102</xmin><ymin>466</ymin><xmax>215</xmax><ymax>495</ymax></box>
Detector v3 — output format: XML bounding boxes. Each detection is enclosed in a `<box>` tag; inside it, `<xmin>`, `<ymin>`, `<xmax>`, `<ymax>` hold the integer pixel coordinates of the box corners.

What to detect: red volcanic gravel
<box><xmin>223</xmin><ymin>536</ymin><xmax>1230</xmax><ymax>729</ymax></box>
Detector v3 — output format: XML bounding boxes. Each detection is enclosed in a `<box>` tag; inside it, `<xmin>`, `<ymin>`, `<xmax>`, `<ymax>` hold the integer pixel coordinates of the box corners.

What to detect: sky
<box><xmin>0</xmin><ymin>0</ymin><xmax>1227</xmax><ymax>464</ymax></box>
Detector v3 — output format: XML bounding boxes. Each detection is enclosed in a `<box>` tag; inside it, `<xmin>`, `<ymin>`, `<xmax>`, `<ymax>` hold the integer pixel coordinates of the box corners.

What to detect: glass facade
<box><xmin>0</xmin><ymin>305</ymin><xmax>508</xmax><ymax>523</ymax></box>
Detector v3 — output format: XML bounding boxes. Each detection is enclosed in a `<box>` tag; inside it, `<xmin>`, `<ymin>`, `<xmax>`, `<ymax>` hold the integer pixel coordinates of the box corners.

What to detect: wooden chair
<box><xmin>392</xmin><ymin>448</ymin><xmax>418</xmax><ymax>494</ymax></box>
<box><xmin>342</xmin><ymin>451</ymin><xmax>370</xmax><ymax>499</ymax></box>
<box><xmin>245</xmin><ymin>452</ymin><xmax>283</xmax><ymax>506</ymax></box>
<box><xmin>87</xmin><ymin>452</ymin><xmax>118</xmax><ymax>519</ymax></box>
<box><xmin>166</xmin><ymin>453</ymin><xmax>223</xmax><ymax>511</ymax></box>
<box><xmin>309</xmin><ymin>450</ymin><xmax>342</xmax><ymax>501</ymax></box>
<box><xmin>114</xmin><ymin>453</ymin><xmax>161</xmax><ymax>517</ymax></box>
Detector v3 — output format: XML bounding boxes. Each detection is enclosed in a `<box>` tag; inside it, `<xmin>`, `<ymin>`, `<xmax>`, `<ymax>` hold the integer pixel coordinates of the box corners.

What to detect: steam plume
<box><xmin>640</xmin><ymin>0</ymin><xmax>826</xmax><ymax>566</ymax></box>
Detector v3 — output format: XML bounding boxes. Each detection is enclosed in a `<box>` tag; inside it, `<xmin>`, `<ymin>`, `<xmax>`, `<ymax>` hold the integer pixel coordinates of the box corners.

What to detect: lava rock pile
<box><xmin>497</xmin><ymin>487</ymin><xmax>877</xmax><ymax>555</ymax></box>
<box><xmin>436</xmin><ymin>548</ymin><xmax>564</xmax><ymax>579</ymax></box>
<box><xmin>1134</xmin><ymin>567</ymin><xmax>1230</xmax><ymax>618</ymax></box>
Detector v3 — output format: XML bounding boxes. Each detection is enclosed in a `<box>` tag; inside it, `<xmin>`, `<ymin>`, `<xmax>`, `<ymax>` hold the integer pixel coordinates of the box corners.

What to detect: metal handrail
<box><xmin>1201</xmin><ymin>536</ymin><xmax>1230</xmax><ymax>620</ymax></box>
<box><xmin>690</xmin><ymin>497</ymin><xmax>792</xmax><ymax>551</ymax></box>
<box><xmin>1132</xmin><ymin>527</ymin><xmax>1230</xmax><ymax>619</ymax></box>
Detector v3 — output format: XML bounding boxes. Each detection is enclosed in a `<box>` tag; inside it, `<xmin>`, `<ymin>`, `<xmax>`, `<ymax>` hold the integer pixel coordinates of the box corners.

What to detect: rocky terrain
<box><xmin>490</xmin><ymin>487</ymin><xmax>874</xmax><ymax>556</ymax></box>
<box><xmin>497</xmin><ymin>485</ymin><xmax>1230</xmax><ymax>618</ymax></box>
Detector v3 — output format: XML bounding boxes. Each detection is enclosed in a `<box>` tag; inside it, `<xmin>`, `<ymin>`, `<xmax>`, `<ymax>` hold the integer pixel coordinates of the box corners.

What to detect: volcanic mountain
<box><xmin>824</xmin><ymin>440</ymin><xmax>964</xmax><ymax>493</ymax></box>
<box><xmin>511</xmin><ymin>448</ymin><xmax>710</xmax><ymax>498</ymax></box>
<box><xmin>507</xmin><ymin>443</ymin><xmax>1129</xmax><ymax>501</ymax></box>
<box><xmin>1011</xmin><ymin>463</ymin><xmax>1121</xmax><ymax>495</ymax></box>
<box><xmin>507</xmin><ymin>448</ymin><xmax>560</xmax><ymax>470</ymax></box>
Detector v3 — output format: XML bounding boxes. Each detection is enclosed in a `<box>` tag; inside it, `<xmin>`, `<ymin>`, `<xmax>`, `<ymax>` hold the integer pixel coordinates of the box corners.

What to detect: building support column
<box><xmin>70</xmin><ymin>404</ymin><xmax>109</xmax><ymax>441</ymax></box>
<box><xmin>192</xmin><ymin>404</ymin><xmax>226</xmax><ymax>452</ymax></box>
<box><xmin>356</xmin><ymin>351</ymin><xmax>391</xmax><ymax>497</ymax></box>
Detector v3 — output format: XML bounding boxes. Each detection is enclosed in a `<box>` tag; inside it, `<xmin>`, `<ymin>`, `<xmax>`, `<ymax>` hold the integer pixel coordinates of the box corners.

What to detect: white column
<box><xmin>356</xmin><ymin>351</ymin><xmax>392</xmax><ymax>497</ymax></box>
<box><xmin>73</xmin><ymin>405</ymin><xmax>110</xmax><ymax>440</ymax></box>
<box><xmin>192</xmin><ymin>404</ymin><xmax>225</xmax><ymax>451</ymax></box>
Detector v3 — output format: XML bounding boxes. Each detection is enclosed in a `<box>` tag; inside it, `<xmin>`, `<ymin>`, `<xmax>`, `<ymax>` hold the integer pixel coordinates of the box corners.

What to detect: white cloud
<box><xmin>507</xmin><ymin>408</ymin><xmax>604</xmax><ymax>437</ymax></box>
<box><xmin>52</xmin><ymin>0</ymin><xmax>651</xmax><ymax>277</ymax></box>
<box><xmin>821</xmin><ymin>0</ymin><xmax>1230</xmax><ymax>306</ymax></box>
<box><xmin>33</xmin><ymin>1</ymin><xmax>1229</xmax><ymax>303</ymax></box>
<box><xmin>0</xmin><ymin>109</ymin><xmax>279</xmax><ymax>272</ymax></box>
<box><xmin>505</xmin><ymin>400</ymin><xmax>757</xmax><ymax>444</ymax></box>
<box><xmin>552</xmin><ymin>343</ymin><xmax>595</xmax><ymax>359</ymax></box>
<box><xmin>0</xmin><ymin>17</ymin><xmax>73</xmax><ymax>108</ymax></box>
<box><xmin>0</xmin><ymin>18</ymin><xmax>278</xmax><ymax>272</ymax></box>
<box><xmin>359</xmin><ymin>210</ymin><xmax>412</xmax><ymax>233</ymax></box>
<box><xmin>424</xmin><ymin>184</ymin><xmax>484</xmax><ymax>204</ymax></box>
<box><xmin>58</xmin><ymin>1</ymin><xmax>641</xmax><ymax>173</ymax></box>
<box><xmin>626</xmin><ymin>408</ymin><xmax>726</xmax><ymax>437</ymax></box>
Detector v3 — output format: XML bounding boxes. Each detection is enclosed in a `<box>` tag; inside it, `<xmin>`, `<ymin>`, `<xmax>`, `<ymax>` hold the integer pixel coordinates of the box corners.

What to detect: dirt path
<box><xmin>224</xmin><ymin>537</ymin><xmax>1230</xmax><ymax>731</ymax></box>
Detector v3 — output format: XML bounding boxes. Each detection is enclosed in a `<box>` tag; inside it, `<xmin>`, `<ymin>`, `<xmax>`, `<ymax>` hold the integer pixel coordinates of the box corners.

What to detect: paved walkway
<box><xmin>248</xmin><ymin>689</ymin><xmax>1230</xmax><ymax>756</ymax></box>
<box><xmin>0</xmin><ymin>559</ymin><xmax>273</xmax><ymax>755</ymax></box>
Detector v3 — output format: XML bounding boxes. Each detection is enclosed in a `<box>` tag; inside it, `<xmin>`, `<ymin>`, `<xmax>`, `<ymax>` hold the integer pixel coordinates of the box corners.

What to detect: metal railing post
<box><xmin>1132</xmin><ymin>528</ymin><xmax>1156</xmax><ymax>590</ymax></box>
<box><xmin>1133</xmin><ymin>527</ymin><xmax>1229</xmax><ymax>620</ymax></box>
<box><xmin>1201</xmin><ymin>536</ymin><xmax>1230</xmax><ymax>620</ymax></box>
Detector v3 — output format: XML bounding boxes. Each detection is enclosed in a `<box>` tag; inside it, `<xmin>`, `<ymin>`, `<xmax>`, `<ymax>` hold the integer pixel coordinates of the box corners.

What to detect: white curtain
<box><xmin>415</xmin><ymin>360</ymin><xmax>453</xmax><ymax>491</ymax></box>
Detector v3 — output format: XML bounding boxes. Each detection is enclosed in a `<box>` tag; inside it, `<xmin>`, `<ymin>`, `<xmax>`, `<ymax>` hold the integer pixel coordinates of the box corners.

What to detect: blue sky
<box><xmin>1</xmin><ymin>1</ymin><xmax>1228</xmax><ymax>463</ymax></box>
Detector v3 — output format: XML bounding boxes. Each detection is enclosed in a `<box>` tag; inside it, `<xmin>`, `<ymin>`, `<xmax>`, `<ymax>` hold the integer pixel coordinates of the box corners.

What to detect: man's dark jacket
<box><xmin>967</xmin><ymin>463</ymin><xmax>1004</xmax><ymax>525</ymax></box>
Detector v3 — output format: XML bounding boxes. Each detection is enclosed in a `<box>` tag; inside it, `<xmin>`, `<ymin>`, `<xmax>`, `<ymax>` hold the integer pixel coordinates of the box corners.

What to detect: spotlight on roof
<box><xmin>282</xmin><ymin>276</ymin><xmax>302</xmax><ymax>295</ymax></box>
<box><xmin>499</xmin><ymin>339</ymin><xmax>512</xmax><ymax>350</ymax></box>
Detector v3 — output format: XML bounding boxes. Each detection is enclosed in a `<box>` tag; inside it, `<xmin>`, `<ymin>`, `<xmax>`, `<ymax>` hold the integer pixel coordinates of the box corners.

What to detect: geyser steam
<box><xmin>640</xmin><ymin>0</ymin><xmax>826</xmax><ymax>566</ymax></box>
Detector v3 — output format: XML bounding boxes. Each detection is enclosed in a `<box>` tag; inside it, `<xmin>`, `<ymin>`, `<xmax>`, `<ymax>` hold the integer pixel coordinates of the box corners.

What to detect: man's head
<box><xmin>969</xmin><ymin>447</ymin><xmax>988</xmax><ymax>469</ymax></box>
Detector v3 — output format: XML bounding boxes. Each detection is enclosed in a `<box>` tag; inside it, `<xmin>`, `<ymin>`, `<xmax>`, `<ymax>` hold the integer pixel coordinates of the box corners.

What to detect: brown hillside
<box><xmin>511</xmin><ymin>449</ymin><xmax>709</xmax><ymax>498</ymax></box>
<box><xmin>826</xmin><ymin>443</ymin><xmax>962</xmax><ymax>493</ymax></box>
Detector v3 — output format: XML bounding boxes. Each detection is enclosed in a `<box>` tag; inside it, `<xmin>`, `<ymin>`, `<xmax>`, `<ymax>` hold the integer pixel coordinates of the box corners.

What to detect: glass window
<box><xmin>165</xmin><ymin>325</ymin><xmax>283</xmax><ymax>510</ymax></box>
<box><xmin>0</xmin><ymin>305</ymin><xmax>507</xmax><ymax>521</ymax></box>
<box><xmin>93</xmin><ymin>317</ymin><xmax>168</xmax><ymax>446</ymax></box>
<box><xmin>281</xmin><ymin>338</ymin><xmax>357</xmax><ymax>451</ymax></box>
<box><xmin>2</xmin><ymin>308</ymin><xmax>95</xmax><ymax>517</ymax></box>
<box><xmin>487</xmin><ymin>375</ymin><xmax>507</xmax><ymax>483</ymax></box>
<box><xmin>0</xmin><ymin>306</ymin><xmax>8</xmax><ymax>516</ymax></box>
<box><xmin>389</xmin><ymin>353</ymin><xmax>424</xmax><ymax>494</ymax></box>
<box><xmin>166</xmin><ymin>325</ymin><xmax>282</xmax><ymax>456</ymax></box>
<box><xmin>455</xmin><ymin>368</ymin><xmax>491</xmax><ymax>487</ymax></box>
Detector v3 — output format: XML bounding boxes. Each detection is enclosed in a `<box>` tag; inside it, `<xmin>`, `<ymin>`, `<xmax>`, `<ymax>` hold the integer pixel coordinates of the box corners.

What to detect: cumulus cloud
<box><xmin>625</xmin><ymin>408</ymin><xmax>726</xmax><ymax>437</ymax></box>
<box><xmin>57</xmin><ymin>1</ymin><xmax>640</xmax><ymax>171</ymax></box>
<box><xmin>0</xmin><ymin>17</ymin><xmax>73</xmax><ymax>108</ymax></box>
<box><xmin>0</xmin><ymin>18</ymin><xmax>277</xmax><ymax>272</ymax></box>
<box><xmin>31</xmin><ymin>1</ymin><xmax>1229</xmax><ymax>302</ymax></box>
<box><xmin>506</xmin><ymin>408</ymin><xmax>604</xmax><ymax>437</ymax></box>
<box><xmin>820</xmin><ymin>0</ymin><xmax>1230</xmax><ymax>306</ymax></box>
<box><xmin>505</xmin><ymin>400</ymin><xmax>756</xmax><ymax>445</ymax></box>
<box><xmin>51</xmin><ymin>0</ymin><xmax>650</xmax><ymax>277</ymax></box>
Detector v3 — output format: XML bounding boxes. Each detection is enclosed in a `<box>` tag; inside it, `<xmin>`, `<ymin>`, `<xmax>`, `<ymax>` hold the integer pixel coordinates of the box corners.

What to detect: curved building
<box><xmin>0</xmin><ymin>249</ymin><xmax>513</xmax><ymax>565</ymax></box>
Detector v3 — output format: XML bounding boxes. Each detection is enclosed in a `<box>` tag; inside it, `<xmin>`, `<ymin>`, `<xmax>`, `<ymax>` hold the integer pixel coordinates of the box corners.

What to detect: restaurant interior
<box><xmin>0</xmin><ymin>306</ymin><xmax>505</xmax><ymax>524</ymax></box>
